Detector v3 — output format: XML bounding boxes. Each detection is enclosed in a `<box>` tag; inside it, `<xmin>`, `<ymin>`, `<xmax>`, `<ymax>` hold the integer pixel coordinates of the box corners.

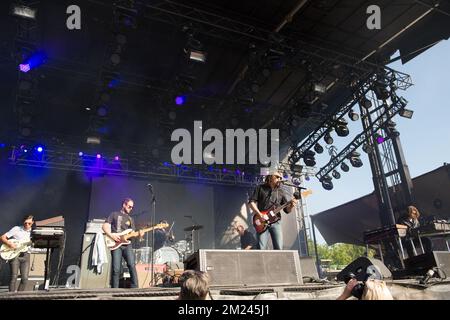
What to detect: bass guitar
<box><xmin>105</xmin><ymin>222</ymin><xmax>169</xmax><ymax>250</ymax></box>
<box><xmin>0</xmin><ymin>240</ymin><xmax>32</xmax><ymax>261</ymax></box>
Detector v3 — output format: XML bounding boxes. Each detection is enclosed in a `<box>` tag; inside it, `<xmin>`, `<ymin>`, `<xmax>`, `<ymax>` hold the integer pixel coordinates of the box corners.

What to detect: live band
<box><xmin>0</xmin><ymin>170</ymin><xmax>442</xmax><ymax>291</ymax></box>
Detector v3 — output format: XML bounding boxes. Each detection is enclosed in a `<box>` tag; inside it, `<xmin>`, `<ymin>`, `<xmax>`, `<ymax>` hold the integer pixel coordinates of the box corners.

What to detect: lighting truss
<box><xmin>288</xmin><ymin>68</ymin><xmax>412</xmax><ymax>165</ymax></box>
<box><xmin>314</xmin><ymin>92</ymin><xmax>408</xmax><ymax>182</ymax></box>
<box><xmin>8</xmin><ymin>146</ymin><xmax>258</xmax><ymax>187</ymax></box>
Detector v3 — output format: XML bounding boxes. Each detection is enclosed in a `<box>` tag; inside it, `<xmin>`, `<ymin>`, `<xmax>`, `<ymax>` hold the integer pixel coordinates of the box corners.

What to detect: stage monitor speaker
<box><xmin>79</xmin><ymin>233</ymin><xmax>111</xmax><ymax>289</ymax></box>
<box><xmin>404</xmin><ymin>251</ymin><xmax>450</xmax><ymax>278</ymax></box>
<box><xmin>184</xmin><ymin>249</ymin><xmax>303</xmax><ymax>286</ymax></box>
<box><xmin>299</xmin><ymin>256</ymin><xmax>319</xmax><ymax>280</ymax></box>
<box><xmin>135</xmin><ymin>264</ymin><xmax>166</xmax><ymax>288</ymax></box>
<box><xmin>337</xmin><ymin>257</ymin><xmax>392</xmax><ymax>282</ymax></box>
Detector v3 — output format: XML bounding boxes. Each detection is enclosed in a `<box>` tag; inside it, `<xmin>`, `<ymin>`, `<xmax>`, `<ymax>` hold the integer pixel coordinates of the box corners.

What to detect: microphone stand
<box><xmin>148</xmin><ymin>186</ymin><xmax>157</xmax><ymax>286</ymax></box>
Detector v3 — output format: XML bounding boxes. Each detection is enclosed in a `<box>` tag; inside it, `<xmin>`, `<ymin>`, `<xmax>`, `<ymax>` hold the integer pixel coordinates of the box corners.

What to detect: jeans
<box><xmin>9</xmin><ymin>253</ymin><xmax>30</xmax><ymax>292</ymax></box>
<box><xmin>257</xmin><ymin>220</ymin><xmax>283</xmax><ymax>250</ymax></box>
<box><xmin>111</xmin><ymin>244</ymin><xmax>138</xmax><ymax>288</ymax></box>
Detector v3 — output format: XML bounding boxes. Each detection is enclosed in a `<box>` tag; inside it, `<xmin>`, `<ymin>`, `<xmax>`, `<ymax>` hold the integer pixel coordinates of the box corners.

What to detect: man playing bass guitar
<box><xmin>249</xmin><ymin>171</ymin><xmax>298</xmax><ymax>250</ymax></box>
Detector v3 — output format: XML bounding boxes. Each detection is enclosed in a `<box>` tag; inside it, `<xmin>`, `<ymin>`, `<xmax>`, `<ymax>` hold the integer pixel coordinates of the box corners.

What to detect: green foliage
<box><xmin>308</xmin><ymin>239</ymin><xmax>374</xmax><ymax>268</ymax></box>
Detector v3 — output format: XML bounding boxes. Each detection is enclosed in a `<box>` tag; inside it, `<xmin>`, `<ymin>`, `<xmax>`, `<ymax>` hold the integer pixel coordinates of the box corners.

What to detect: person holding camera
<box><xmin>337</xmin><ymin>273</ymin><xmax>393</xmax><ymax>300</ymax></box>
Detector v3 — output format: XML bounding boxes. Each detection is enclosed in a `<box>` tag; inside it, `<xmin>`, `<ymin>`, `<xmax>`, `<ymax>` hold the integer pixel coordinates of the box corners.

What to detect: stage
<box><xmin>1</xmin><ymin>279</ymin><xmax>450</xmax><ymax>300</ymax></box>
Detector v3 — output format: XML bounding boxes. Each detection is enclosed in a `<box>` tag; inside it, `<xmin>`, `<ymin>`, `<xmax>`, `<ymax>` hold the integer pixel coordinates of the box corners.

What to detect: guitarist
<box><xmin>102</xmin><ymin>198</ymin><xmax>144</xmax><ymax>288</ymax></box>
<box><xmin>249</xmin><ymin>171</ymin><xmax>298</xmax><ymax>250</ymax></box>
<box><xmin>0</xmin><ymin>215</ymin><xmax>34</xmax><ymax>292</ymax></box>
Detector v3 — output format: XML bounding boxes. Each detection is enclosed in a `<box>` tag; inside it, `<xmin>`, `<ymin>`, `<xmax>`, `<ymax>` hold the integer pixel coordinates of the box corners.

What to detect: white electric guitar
<box><xmin>105</xmin><ymin>222</ymin><xmax>169</xmax><ymax>251</ymax></box>
<box><xmin>0</xmin><ymin>240</ymin><xmax>32</xmax><ymax>261</ymax></box>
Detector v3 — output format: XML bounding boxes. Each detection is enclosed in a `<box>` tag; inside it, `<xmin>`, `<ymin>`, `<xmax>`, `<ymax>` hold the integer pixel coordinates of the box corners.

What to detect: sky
<box><xmin>300</xmin><ymin>39</ymin><xmax>450</xmax><ymax>244</ymax></box>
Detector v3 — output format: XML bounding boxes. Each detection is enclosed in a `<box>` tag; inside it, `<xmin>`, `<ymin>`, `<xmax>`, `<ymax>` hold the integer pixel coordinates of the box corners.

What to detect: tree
<box><xmin>308</xmin><ymin>240</ymin><xmax>374</xmax><ymax>268</ymax></box>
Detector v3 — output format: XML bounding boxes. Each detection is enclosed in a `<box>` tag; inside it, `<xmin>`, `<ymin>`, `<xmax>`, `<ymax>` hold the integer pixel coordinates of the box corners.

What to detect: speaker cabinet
<box><xmin>404</xmin><ymin>251</ymin><xmax>450</xmax><ymax>277</ymax></box>
<box><xmin>337</xmin><ymin>257</ymin><xmax>392</xmax><ymax>282</ymax></box>
<box><xmin>299</xmin><ymin>256</ymin><xmax>319</xmax><ymax>279</ymax></box>
<box><xmin>184</xmin><ymin>249</ymin><xmax>303</xmax><ymax>286</ymax></box>
<box><xmin>135</xmin><ymin>264</ymin><xmax>166</xmax><ymax>288</ymax></box>
<box><xmin>79</xmin><ymin>233</ymin><xmax>111</xmax><ymax>289</ymax></box>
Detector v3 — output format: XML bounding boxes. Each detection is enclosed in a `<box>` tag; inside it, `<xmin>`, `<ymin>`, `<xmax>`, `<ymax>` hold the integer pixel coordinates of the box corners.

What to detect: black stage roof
<box><xmin>0</xmin><ymin>0</ymin><xmax>449</xmax><ymax>160</ymax></box>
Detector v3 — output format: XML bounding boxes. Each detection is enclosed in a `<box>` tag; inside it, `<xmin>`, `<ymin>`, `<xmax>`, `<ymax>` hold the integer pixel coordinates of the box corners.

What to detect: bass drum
<box><xmin>153</xmin><ymin>246</ymin><xmax>180</xmax><ymax>264</ymax></box>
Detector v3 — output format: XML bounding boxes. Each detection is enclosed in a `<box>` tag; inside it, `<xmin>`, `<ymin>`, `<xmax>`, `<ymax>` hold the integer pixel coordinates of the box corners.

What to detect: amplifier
<box><xmin>184</xmin><ymin>249</ymin><xmax>303</xmax><ymax>286</ymax></box>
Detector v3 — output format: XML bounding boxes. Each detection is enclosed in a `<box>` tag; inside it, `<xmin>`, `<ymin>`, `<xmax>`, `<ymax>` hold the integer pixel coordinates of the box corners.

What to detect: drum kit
<box><xmin>134</xmin><ymin>224</ymin><xmax>203</xmax><ymax>265</ymax></box>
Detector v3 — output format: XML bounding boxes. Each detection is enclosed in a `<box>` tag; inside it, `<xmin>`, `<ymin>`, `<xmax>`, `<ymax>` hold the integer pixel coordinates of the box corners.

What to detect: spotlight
<box><xmin>0</xmin><ymin>143</ymin><xmax>5</xmax><ymax>148</ymax></box>
<box><xmin>36</xmin><ymin>146</ymin><xmax>43</xmax><ymax>153</ymax></box>
<box><xmin>321</xmin><ymin>176</ymin><xmax>333</xmax><ymax>190</ymax></box>
<box><xmin>11</xmin><ymin>4</ymin><xmax>37</xmax><ymax>19</ymax></box>
<box><xmin>314</xmin><ymin>143</ymin><xmax>324</xmax><ymax>154</ymax></box>
<box><xmin>324</xmin><ymin>132</ymin><xmax>334</xmax><ymax>145</ymax></box>
<box><xmin>348</xmin><ymin>109</ymin><xmax>359</xmax><ymax>121</ymax></box>
<box><xmin>340</xmin><ymin>162</ymin><xmax>350</xmax><ymax>172</ymax></box>
<box><xmin>375</xmin><ymin>134</ymin><xmax>385</xmax><ymax>144</ymax></box>
<box><xmin>313</xmin><ymin>83</ymin><xmax>327</xmax><ymax>94</ymax></box>
<box><xmin>86</xmin><ymin>136</ymin><xmax>101</xmax><ymax>145</ymax></box>
<box><xmin>292</xmin><ymin>177</ymin><xmax>302</xmax><ymax>186</ymax></box>
<box><xmin>78</xmin><ymin>152</ymin><xmax>84</xmax><ymax>157</ymax></box>
<box><xmin>349</xmin><ymin>151</ymin><xmax>363</xmax><ymax>168</ymax></box>
<box><xmin>175</xmin><ymin>96</ymin><xmax>186</xmax><ymax>105</ymax></box>
<box><xmin>400</xmin><ymin>108</ymin><xmax>414</xmax><ymax>119</ymax></box>
<box><xmin>303</xmin><ymin>150</ymin><xmax>316</xmax><ymax>167</ymax></box>
<box><xmin>96</xmin><ymin>154</ymin><xmax>102</xmax><ymax>159</ymax></box>
<box><xmin>19</xmin><ymin>64</ymin><xmax>30</xmax><ymax>73</ymax></box>
<box><xmin>332</xmin><ymin>170</ymin><xmax>341</xmax><ymax>179</ymax></box>
<box><xmin>373</xmin><ymin>83</ymin><xmax>390</xmax><ymax>100</ymax></box>
<box><xmin>114</xmin><ymin>156</ymin><xmax>119</xmax><ymax>161</ymax></box>
<box><xmin>360</xmin><ymin>97</ymin><xmax>372</xmax><ymax>109</ymax></box>
<box><xmin>335</xmin><ymin>118</ymin><xmax>349</xmax><ymax>137</ymax></box>
<box><xmin>188</xmin><ymin>50</ymin><xmax>207</xmax><ymax>63</ymax></box>
<box><xmin>18</xmin><ymin>51</ymin><xmax>47</xmax><ymax>73</ymax></box>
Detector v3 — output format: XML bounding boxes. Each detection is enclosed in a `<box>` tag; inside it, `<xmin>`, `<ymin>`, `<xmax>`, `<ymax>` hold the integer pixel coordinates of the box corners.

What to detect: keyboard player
<box><xmin>396</xmin><ymin>206</ymin><xmax>432</xmax><ymax>257</ymax></box>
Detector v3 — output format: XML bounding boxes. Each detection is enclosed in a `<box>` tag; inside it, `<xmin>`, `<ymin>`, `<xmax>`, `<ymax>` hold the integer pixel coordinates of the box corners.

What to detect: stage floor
<box><xmin>1</xmin><ymin>280</ymin><xmax>450</xmax><ymax>300</ymax></box>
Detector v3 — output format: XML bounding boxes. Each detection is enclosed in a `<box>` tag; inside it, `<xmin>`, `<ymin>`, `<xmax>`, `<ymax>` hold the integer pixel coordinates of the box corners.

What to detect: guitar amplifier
<box><xmin>184</xmin><ymin>249</ymin><xmax>303</xmax><ymax>286</ymax></box>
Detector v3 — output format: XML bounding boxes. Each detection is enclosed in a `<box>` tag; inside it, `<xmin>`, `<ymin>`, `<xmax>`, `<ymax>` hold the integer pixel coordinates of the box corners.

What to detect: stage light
<box><xmin>189</xmin><ymin>50</ymin><xmax>206</xmax><ymax>63</ymax></box>
<box><xmin>348</xmin><ymin>109</ymin><xmax>359</xmax><ymax>121</ymax></box>
<box><xmin>324</xmin><ymin>132</ymin><xmax>333</xmax><ymax>145</ymax></box>
<box><xmin>303</xmin><ymin>150</ymin><xmax>316</xmax><ymax>167</ymax></box>
<box><xmin>11</xmin><ymin>4</ymin><xmax>37</xmax><ymax>19</ymax></box>
<box><xmin>175</xmin><ymin>96</ymin><xmax>186</xmax><ymax>105</ymax></box>
<box><xmin>292</xmin><ymin>177</ymin><xmax>301</xmax><ymax>186</ymax></box>
<box><xmin>97</xmin><ymin>106</ymin><xmax>108</xmax><ymax>117</ymax></box>
<box><xmin>78</xmin><ymin>152</ymin><xmax>84</xmax><ymax>157</ymax></box>
<box><xmin>19</xmin><ymin>63</ymin><xmax>30</xmax><ymax>73</ymax></box>
<box><xmin>96</xmin><ymin>154</ymin><xmax>101</xmax><ymax>159</ymax></box>
<box><xmin>349</xmin><ymin>151</ymin><xmax>363</xmax><ymax>168</ymax></box>
<box><xmin>313</xmin><ymin>83</ymin><xmax>327</xmax><ymax>94</ymax></box>
<box><xmin>332</xmin><ymin>170</ymin><xmax>341</xmax><ymax>179</ymax></box>
<box><xmin>36</xmin><ymin>146</ymin><xmax>43</xmax><ymax>153</ymax></box>
<box><xmin>335</xmin><ymin>118</ymin><xmax>349</xmax><ymax>137</ymax></box>
<box><xmin>0</xmin><ymin>143</ymin><xmax>5</xmax><ymax>148</ymax></box>
<box><xmin>87</xmin><ymin>136</ymin><xmax>101</xmax><ymax>145</ymax></box>
<box><xmin>362</xmin><ymin>143</ymin><xmax>373</xmax><ymax>154</ymax></box>
<box><xmin>375</xmin><ymin>134</ymin><xmax>385</xmax><ymax>144</ymax></box>
<box><xmin>19</xmin><ymin>51</ymin><xmax>47</xmax><ymax>73</ymax></box>
<box><xmin>314</xmin><ymin>143</ymin><xmax>324</xmax><ymax>154</ymax></box>
<box><xmin>400</xmin><ymin>108</ymin><xmax>414</xmax><ymax>119</ymax></box>
<box><xmin>305</xmin><ymin>175</ymin><xmax>310</xmax><ymax>181</ymax></box>
<box><xmin>321</xmin><ymin>176</ymin><xmax>333</xmax><ymax>190</ymax></box>
<box><xmin>169</xmin><ymin>111</ymin><xmax>177</xmax><ymax>120</ymax></box>
<box><xmin>340</xmin><ymin>162</ymin><xmax>349</xmax><ymax>172</ymax></box>
<box><xmin>114</xmin><ymin>156</ymin><xmax>119</xmax><ymax>161</ymax></box>
<box><xmin>360</xmin><ymin>97</ymin><xmax>372</xmax><ymax>109</ymax></box>
<box><xmin>222</xmin><ymin>168</ymin><xmax>227</xmax><ymax>173</ymax></box>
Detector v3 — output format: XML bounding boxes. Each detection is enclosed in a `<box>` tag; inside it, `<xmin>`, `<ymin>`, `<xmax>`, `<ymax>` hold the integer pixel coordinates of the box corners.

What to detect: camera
<box><xmin>343</xmin><ymin>272</ymin><xmax>365</xmax><ymax>299</ymax></box>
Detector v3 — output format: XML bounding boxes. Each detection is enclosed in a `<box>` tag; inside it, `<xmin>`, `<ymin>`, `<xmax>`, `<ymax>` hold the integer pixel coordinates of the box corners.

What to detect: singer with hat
<box><xmin>248</xmin><ymin>171</ymin><xmax>298</xmax><ymax>250</ymax></box>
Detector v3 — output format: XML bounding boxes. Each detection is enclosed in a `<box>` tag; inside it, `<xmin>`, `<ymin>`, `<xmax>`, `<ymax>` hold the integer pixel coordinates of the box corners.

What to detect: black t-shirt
<box><xmin>154</xmin><ymin>229</ymin><xmax>167</xmax><ymax>251</ymax></box>
<box><xmin>106</xmin><ymin>211</ymin><xmax>135</xmax><ymax>233</ymax></box>
<box><xmin>249</xmin><ymin>184</ymin><xmax>288</xmax><ymax>212</ymax></box>
<box><xmin>240</xmin><ymin>230</ymin><xmax>257</xmax><ymax>249</ymax></box>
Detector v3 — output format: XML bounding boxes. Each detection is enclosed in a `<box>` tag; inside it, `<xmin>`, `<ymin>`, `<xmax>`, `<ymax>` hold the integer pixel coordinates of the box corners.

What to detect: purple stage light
<box><xmin>175</xmin><ymin>96</ymin><xmax>185</xmax><ymax>105</ymax></box>
<box><xmin>96</xmin><ymin>154</ymin><xmax>101</xmax><ymax>159</ymax></box>
<box><xmin>78</xmin><ymin>152</ymin><xmax>83</xmax><ymax>157</ymax></box>
<box><xmin>0</xmin><ymin>143</ymin><xmax>5</xmax><ymax>148</ymax></box>
<box><xmin>163</xmin><ymin>162</ymin><xmax>169</xmax><ymax>167</ymax></box>
<box><xmin>23</xmin><ymin>149</ymin><xmax>28</xmax><ymax>153</ymax></box>
<box><xmin>376</xmin><ymin>136</ymin><xmax>385</xmax><ymax>144</ymax></box>
<box><xmin>222</xmin><ymin>168</ymin><xmax>227</xmax><ymax>173</ymax></box>
<box><xmin>114</xmin><ymin>156</ymin><xmax>119</xmax><ymax>161</ymax></box>
<box><xmin>19</xmin><ymin>63</ymin><xmax>30</xmax><ymax>73</ymax></box>
<box><xmin>235</xmin><ymin>170</ymin><xmax>241</xmax><ymax>175</ymax></box>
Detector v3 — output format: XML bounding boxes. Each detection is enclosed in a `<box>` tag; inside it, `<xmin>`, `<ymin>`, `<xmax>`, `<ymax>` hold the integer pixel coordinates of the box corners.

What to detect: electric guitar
<box><xmin>0</xmin><ymin>240</ymin><xmax>32</xmax><ymax>261</ymax></box>
<box><xmin>252</xmin><ymin>193</ymin><xmax>301</xmax><ymax>234</ymax></box>
<box><xmin>105</xmin><ymin>222</ymin><xmax>169</xmax><ymax>251</ymax></box>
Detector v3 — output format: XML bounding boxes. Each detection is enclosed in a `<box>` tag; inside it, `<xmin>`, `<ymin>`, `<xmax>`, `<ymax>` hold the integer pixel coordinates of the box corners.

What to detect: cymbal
<box><xmin>184</xmin><ymin>225</ymin><xmax>204</xmax><ymax>231</ymax></box>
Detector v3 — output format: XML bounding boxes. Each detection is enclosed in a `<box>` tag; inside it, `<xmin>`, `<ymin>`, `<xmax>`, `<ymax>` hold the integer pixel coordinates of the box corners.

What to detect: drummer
<box><xmin>154</xmin><ymin>220</ymin><xmax>174</xmax><ymax>251</ymax></box>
